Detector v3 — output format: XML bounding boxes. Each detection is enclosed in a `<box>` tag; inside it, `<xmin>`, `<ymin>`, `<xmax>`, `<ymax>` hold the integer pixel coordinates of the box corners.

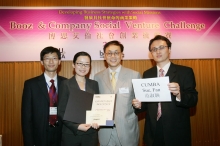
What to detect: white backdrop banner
<box><xmin>0</xmin><ymin>7</ymin><xmax>220</xmax><ymax>61</ymax></box>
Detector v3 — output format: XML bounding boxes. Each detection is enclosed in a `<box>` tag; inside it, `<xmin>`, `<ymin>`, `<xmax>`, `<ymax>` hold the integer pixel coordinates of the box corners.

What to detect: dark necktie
<box><xmin>157</xmin><ymin>69</ymin><xmax>164</xmax><ymax>121</ymax></box>
<box><xmin>49</xmin><ymin>79</ymin><xmax>58</xmax><ymax>125</ymax></box>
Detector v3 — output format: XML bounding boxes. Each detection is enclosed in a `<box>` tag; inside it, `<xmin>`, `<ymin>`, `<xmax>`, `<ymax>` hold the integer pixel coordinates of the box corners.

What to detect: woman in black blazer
<box><xmin>58</xmin><ymin>51</ymin><xmax>99</xmax><ymax>146</ymax></box>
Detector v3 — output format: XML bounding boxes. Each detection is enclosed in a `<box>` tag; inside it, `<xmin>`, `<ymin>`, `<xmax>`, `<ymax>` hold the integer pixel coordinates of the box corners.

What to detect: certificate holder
<box><xmin>132</xmin><ymin>77</ymin><xmax>171</xmax><ymax>102</ymax></box>
<box><xmin>63</xmin><ymin>88</ymin><xmax>93</xmax><ymax>123</ymax></box>
<box><xmin>91</xmin><ymin>94</ymin><xmax>115</xmax><ymax>126</ymax></box>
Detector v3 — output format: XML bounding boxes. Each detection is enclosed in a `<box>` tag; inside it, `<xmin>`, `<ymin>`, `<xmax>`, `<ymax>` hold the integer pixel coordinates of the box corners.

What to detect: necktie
<box><xmin>49</xmin><ymin>79</ymin><xmax>58</xmax><ymax>125</ymax></box>
<box><xmin>111</xmin><ymin>72</ymin><xmax>116</xmax><ymax>91</ymax></box>
<box><xmin>157</xmin><ymin>69</ymin><xmax>164</xmax><ymax>121</ymax></box>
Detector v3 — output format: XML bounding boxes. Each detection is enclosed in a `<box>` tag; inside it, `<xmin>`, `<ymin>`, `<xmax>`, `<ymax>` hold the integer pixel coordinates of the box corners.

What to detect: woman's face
<box><xmin>72</xmin><ymin>56</ymin><xmax>90</xmax><ymax>77</ymax></box>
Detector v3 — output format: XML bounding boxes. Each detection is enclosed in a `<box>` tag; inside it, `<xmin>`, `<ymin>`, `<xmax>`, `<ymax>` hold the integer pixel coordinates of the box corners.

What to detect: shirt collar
<box><xmin>156</xmin><ymin>62</ymin><xmax>171</xmax><ymax>76</ymax></box>
<box><xmin>44</xmin><ymin>73</ymin><xmax>57</xmax><ymax>87</ymax></box>
<box><xmin>108</xmin><ymin>65</ymin><xmax>121</xmax><ymax>74</ymax></box>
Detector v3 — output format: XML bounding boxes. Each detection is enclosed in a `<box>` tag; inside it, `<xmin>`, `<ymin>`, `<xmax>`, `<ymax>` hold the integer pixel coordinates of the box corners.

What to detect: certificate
<box><xmin>132</xmin><ymin>77</ymin><xmax>171</xmax><ymax>102</ymax></box>
<box><xmin>86</xmin><ymin>111</ymin><xmax>107</xmax><ymax>125</ymax></box>
<box><xmin>91</xmin><ymin>94</ymin><xmax>115</xmax><ymax>126</ymax></box>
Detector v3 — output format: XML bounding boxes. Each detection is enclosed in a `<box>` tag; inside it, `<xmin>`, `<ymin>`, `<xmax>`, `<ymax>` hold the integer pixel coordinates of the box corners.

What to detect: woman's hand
<box><xmin>91</xmin><ymin>123</ymin><xmax>99</xmax><ymax>129</ymax></box>
<box><xmin>78</xmin><ymin>124</ymin><xmax>91</xmax><ymax>132</ymax></box>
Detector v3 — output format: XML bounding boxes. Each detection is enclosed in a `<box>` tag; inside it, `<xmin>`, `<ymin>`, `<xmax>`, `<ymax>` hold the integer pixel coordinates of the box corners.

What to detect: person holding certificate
<box><xmin>58</xmin><ymin>52</ymin><xmax>99</xmax><ymax>146</ymax></box>
<box><xmin>132</xmin><ymin>35</ymin><xmax>198</xmax><ymax>146</ymax></box>
<box><xmin>94</xmin><ymin>40</ymin><xmax>141</xmax><ymax>146</ymax></box>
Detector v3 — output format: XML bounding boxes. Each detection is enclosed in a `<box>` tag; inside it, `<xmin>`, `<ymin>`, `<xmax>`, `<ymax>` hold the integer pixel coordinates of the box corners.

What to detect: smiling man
<box><xmin>94</xmin><ymin>40</ymin><xmax>140</xmax><ymax>146</ymax></box>
<box><xmin>21</xmin><ymin>46</ymin><xmax>66</xmax><ymax>146</ymax></box>
<box><xmin>132</xmin><ymin>35</ymin><xmax>198</xmax><ymax>146</ymax></box>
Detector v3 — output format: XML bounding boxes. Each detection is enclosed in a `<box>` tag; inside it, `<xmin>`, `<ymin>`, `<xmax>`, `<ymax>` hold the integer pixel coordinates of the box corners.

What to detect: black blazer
<box><xmin>21</xmin><ymin>74</ymin><xmax>66</xmax><ymax>146</ymax></box>
<box><xmin>58</xmin><ymin>76</ymin><xmax>99</xmax><ymax>137</ymax></box>
<box><xmin>139</xmin><ymin>63</ymin><xmax>198</xmax><ymax>146</ymax></box>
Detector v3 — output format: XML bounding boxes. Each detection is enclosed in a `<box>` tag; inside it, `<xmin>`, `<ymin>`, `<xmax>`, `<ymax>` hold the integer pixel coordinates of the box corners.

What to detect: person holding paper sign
<box><xmin>132</xmin><ymin>35</ymin><xmax>198</xmax><ymax>146</ymax></box>
<box><xmin>58</xmin><ymin>52</ymin><xmax>99</xmax><ymax>146</ymax></box>
<box><xmin>94</xmin><ymin>40</ymin><xmax>140</xmax><ymax>146</ymax></box>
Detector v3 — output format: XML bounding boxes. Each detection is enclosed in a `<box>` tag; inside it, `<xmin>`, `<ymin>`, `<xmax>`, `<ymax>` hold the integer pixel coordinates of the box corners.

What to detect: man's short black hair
<box><xmin>40</xmin><ymin>46</ymin><xmax>61</xmax><ymax>61</ymax></box>
<box><xmin>148</xmin><ymin>35</ymin><xmax>172</xmax><ymax>51</ymax></box>
<box><xmin>103</xmin><ymin>40</ymin><xmax>124</xmax><ymax>52</ymax></box>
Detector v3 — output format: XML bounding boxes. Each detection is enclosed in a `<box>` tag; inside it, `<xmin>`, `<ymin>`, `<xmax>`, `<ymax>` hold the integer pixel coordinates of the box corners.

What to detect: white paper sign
<box><xmin>132</xmin><ymin>77</ymin><xmax>171</xmax><ymax>102</ymax></box>
<box><xmin>86</xmin><ymin>111</ymin><xmax>107</xmax><ymax>125</ymax></box>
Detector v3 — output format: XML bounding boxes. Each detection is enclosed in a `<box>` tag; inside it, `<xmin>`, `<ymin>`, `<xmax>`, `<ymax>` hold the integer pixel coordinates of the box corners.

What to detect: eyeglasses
<box><xmin>76</xmin><ymin>62</ymin><xmax>90</xmax><ymax>68</ymax></box>
<box><xmin>105</xmin><ymin>52</ymin><xmax>121</xmax><ymax>57</ymax></box>
<box><xmin>43</xmin><ymin>57</ymin><xmax>59</xmax><ymax>62</ymax></box>
<box><xmin>150</xmin><ymin>45</ymin><xmax>168</xmax><ymax>53</ymax></box>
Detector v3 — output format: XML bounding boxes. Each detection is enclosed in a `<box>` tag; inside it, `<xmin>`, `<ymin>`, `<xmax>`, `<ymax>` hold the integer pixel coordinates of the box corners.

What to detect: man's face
<box><xmin>104</xmin><ymin>45</ymin><xmax>123</xmax><ymax>70</ymax></box>
<box><xmin>41</xmin><ymin>52</ymin><xmax>61</xmax><ymax>74</ymax></box>
<box><xmin>150</xmin><ymin>40</ymin><xmax>170</xmax><ymax>65</ymax></box>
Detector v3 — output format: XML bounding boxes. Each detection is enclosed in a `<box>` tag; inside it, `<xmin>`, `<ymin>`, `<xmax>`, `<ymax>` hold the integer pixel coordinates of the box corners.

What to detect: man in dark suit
<box><xmin>21</xmin><ymin>46</ymin><xmax>66</xmax><ymax>146</ymax></box>
<box><xmin>132</xmin><ymin>35</ymin><xmax>198</xmax><ymax>146</ymax></box>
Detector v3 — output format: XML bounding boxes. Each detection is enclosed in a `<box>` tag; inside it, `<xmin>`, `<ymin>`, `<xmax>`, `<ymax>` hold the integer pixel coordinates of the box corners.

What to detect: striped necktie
<box><xmin>49</xmin><ymin>79</ymin><xmax>58</xmax><ymax>125</ymax></box>
<box><xmin>157</xmin><ymin>69</ymin><xmax>164</xmax><ymax>121</ymax></box>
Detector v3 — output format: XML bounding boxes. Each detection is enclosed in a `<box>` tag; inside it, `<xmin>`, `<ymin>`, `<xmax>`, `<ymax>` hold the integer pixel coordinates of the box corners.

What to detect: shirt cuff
<box><xmin>176</xmin><ymin>97</ymin><xmax>181</xmax><ymax>102</ymax></box>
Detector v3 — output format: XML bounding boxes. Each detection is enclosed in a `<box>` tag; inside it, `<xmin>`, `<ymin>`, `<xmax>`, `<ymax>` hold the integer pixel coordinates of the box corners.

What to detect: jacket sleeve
<box><xmin>21</xmin><ymin>81</ymin><xmax>34</xmax><ymax>146</ymax></box>
<box><xmin>58</xmin><ymin>80</ymin><xmax>79</xmax><ymax>135</ymax></box>
<box><xmin>175</xmin><ymin>68</ymin><xmax>198</xmax><ymax>108</ymax></box>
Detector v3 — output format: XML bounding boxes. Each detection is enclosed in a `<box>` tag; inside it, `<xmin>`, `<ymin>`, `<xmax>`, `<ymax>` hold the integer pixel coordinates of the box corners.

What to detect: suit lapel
<box><xmin>57</xmin><ymin>75</ymin><xmax>63</xmax><ymax>91</ymax></box>
<box><xmin>69</xmin><ymin>76</ymin><xmax>80</xmax><ymax>90</ymax></box>
<box><xmin>85</xmin><ymin>78</ymin><xmax>93</xmax><ymax>93</ymax></box>
<box><xmin>150</xmin><ymin>66</ymin><xmax>158</xmax><ymax>78</ymax></box>
<box><xmin>166</xmin><ymin>63</ymin><xmax>177</xmax><ymax>82</ymax></box>
<box><xmin>37</xmin><ymin>74</ymin><xmax>50</xmax><ymax>102</ymax></box>
<box><xmin>115</xmin><ymin>67</ymin><xmax>127</xmax><ymax>91</ymax></box>
<box><xmin>148</xmin><ymin>67</ymin><xmax>159</xmax><ymax>113</ymax></box>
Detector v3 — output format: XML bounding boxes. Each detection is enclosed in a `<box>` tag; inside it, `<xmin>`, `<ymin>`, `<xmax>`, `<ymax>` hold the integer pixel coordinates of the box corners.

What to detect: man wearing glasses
<box><xmin>132</xmin><ymin>35</ymin><xmax>198</xmax><ymax>146</ymax></box>
<box><xmin>94</xmin><ymin>40</ymin><xmax>140</xmax><ymax>146</ymax></box>
<box><xmin>21</xmin><ymin>46</ymin><xmax>66</xmax><ymax>146</ymax></box>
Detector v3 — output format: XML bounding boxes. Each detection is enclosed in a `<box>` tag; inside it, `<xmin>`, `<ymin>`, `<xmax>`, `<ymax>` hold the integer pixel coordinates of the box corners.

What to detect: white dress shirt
<box><xmin>44</xmin><ymin>73</ymin><xmax>58</xmax><ymax>92</ymax></box>
<box><xmin>108</xmin><ymin>65</ymin><xmax>122</xmax><ymax>82</ymax></box>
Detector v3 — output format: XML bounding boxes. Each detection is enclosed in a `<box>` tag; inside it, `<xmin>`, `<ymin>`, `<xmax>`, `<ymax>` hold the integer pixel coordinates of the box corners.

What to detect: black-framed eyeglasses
<box><xmin>150</xmin><ymin>45</ymin><xmax>168</xmax><ymax>53</ymax></box>
<box><xmin>105</xmin><ymin>52</ymin><xmax>121</xmax><ymax>57</ymax></box>
<box><xmin>43</xmin><ymin>57</ymin><xmax>59</xmax><ymax>62</ymax></box>
<box><xmin>76</xmin><ymin>62</ymin><xmax>90</xmax><ymax>68</ymax></box>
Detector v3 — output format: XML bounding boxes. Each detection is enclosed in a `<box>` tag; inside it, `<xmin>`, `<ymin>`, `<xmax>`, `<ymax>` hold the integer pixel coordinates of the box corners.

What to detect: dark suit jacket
<box><xmin>21</xmin><ymin>74</ymin><xmax>66</xmax><ymax>146</ymax></box>
<box><xmin>138</xmin><ymin>63</ymin><xmax>198</xmax><ymax>146</ymax></box>
<box><xmin>58</xmin><ymin>76</ymin><xmax>99</xmax><ymax>141</ymax></box>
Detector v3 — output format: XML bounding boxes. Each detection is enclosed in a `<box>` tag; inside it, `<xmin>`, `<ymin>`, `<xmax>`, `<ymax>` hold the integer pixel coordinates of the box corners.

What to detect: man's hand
<box><xmin>168</xmin><ymin>82</ymin><xmax>181</xmax><ymax>100</ymax></box>
<box><xmin>132</xmin><ymin>99</ymin><xmax>141</xmax><ymax>109</ymax></box>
